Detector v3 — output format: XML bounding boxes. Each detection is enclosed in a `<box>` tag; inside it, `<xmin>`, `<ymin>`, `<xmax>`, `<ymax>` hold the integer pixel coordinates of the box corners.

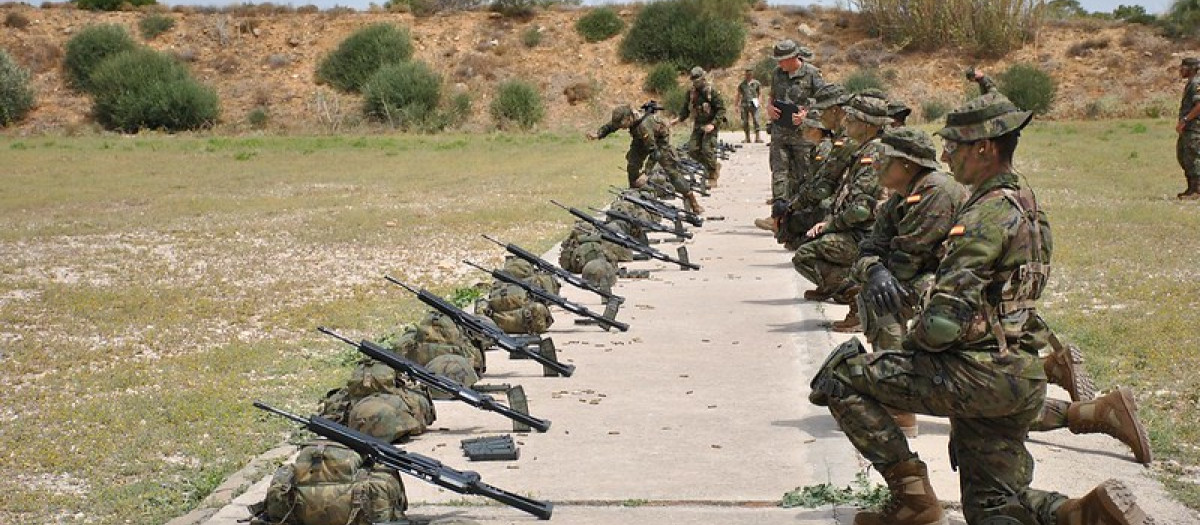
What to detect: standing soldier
<box><xmin>759</xmin><ymin>39</ymin><xmax>826</xmax><ymax>231</ymax></box>
<box><xmin>673</xmin><ymin>67</ymin><xmax>727</xmax><ymax>188</ymax></box>
<box><xmin>588</xmin><ymin>103</ymin><xmax>704</xmax><ymax>214</ymax></box>
<box><xmin>1177</xmin><ymin>57</ymin><xmax>1200</xmax><ymax>199</ymax></box>
<box><xmin>736</xmin><ymin>67</ymin><xmax>763</xmax><ymax>144</ymax></box>
<box><xmin>808</xmin><ymin>90</ymin><xmax>1157</xmax><ymax>525</ymax></box>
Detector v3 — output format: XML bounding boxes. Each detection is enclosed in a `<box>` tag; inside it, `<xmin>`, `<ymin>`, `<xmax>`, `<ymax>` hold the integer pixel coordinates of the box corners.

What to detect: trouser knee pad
<box><xmin>808</xmin><ymin>337</ymin><xmax>866</xmax><ymax>406</ymax></box>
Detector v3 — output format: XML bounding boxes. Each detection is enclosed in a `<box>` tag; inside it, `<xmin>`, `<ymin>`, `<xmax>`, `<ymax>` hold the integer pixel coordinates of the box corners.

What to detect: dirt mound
<box><xmin>1</xmin><ymin>4</ymin><xmax>1196</xmax><ymax>134</ymax></box>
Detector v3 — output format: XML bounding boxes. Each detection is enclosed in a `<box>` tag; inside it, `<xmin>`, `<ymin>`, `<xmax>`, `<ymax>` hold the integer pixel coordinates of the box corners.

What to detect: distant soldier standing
<box><xmin>1177</xmin><ymin>57</ymin><xmax>1200</xmax><ymax>199</ymax></box>
<box><xmin>588</xmin><ymin>103</ymin><xmax>704</xmax><ymax>214</ymax></box>
<box><xmin>673</xmin><ymin>67</ymin><xmax>727</xmax><ymax>188</ymax></box>
<box><xmin>736</xmin><ymin>67</ymin><xmax>763</xmax><ymax>144</ymax></box>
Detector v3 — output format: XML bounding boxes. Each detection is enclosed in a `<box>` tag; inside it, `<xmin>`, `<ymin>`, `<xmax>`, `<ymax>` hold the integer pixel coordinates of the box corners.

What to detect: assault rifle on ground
<box><xmin>317</xmin><ymin>327</ymin><xmax>551</xmax><ymax>432</ymax></box>
<box><xmin>482</xmin><ymin>234</ymin><xmax>624</xmax><ymax>306</ymax></box>
<box><xmin>462</xmin><ymin>260</ymin><xmax>629</xmax><ymax>332</ymax></box>
<box><xmin>385</xmin><ymin>276</ymin><xmax>575</xmax><ymax>377</ymax></box>
<box><xmin>609</xmin><ymin>186</ymin><xmax>703</xmax><ymax>227</ymax></box>
<box><xmin>550</xmin><ymin>200</ymin><xmax>700</xmax><ymax>271</ymax></box>
<box><xmin>253</xmin><ymin>402</ymin><xmax>554</xmax><ymax>520</ymax></box>
<box><xmin>589</xmin><ymin>206</ymin><xmax>692</xmax><ymax>241</ymax></box>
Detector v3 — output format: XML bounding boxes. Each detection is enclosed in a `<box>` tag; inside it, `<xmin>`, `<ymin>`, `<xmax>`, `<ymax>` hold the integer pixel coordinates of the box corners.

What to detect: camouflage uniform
<box><xmin>778</xmin><ymin>84</ymin><xmax>856</xmax><ymax>245</ymax></box>
<box><xmin>768</xmin><ymin>42</ymin><xmax>825</xmax><ymax>202</ymax></box>
<box><xmin>810</xmin><ymin>92</ymin><xmax>1078</xmax><ymax>525</ymax></box>
<box><xmin>792</xmin><ymin>95</ymin><xmax>888</xmax><ymax>296</ymax></box>
<box><xmin>1178</xmin><ymin>58</ymin><xmax>1200</xmax><ymax>196</ymax></box>
<box><xmin>737</xmin><ymin>74</ymin><xmax>762</xmax><ymax>139</ymax></box>
<box><xmin>678</xmin><ymin>68</ymin><xmax>727</xmax><ymax>181</ymax></box>
<box><xmin>594</xmin><ymin>106</ymin><xmax>690</xmax><ymax>194</ymax></box>
<box><xmin>850</xmin><ymin>129</ymin><xmax>968</xmax><ymax>351</ymax></box>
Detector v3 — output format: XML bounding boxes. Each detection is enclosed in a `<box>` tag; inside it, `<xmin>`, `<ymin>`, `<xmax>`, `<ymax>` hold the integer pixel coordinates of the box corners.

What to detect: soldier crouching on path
<box><xmin>1177</xmin><ymin>57</ymin><xmax>1200</xmax><ymax>199</ymax></box>
<box><xmin>672</xmin><ymin>66</ymin><xmax>727</xmax><ymax>188</ymax></box>
<box><xmin>808</xmin><ymin>91</ymin><xmax>1158</xmax><ymax>525</ymax></box>
<box><xmin>588</xmin><ymin>103</ymin><xmax>704</xmax><ymax>214</ymax></box>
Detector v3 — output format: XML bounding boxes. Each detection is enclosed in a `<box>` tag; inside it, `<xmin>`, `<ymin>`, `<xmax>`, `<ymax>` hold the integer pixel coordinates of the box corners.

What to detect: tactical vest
<box><xmin>991</xmin><ymin>186</ymin><xmax>1052</xmax><ymax>315</ymax></box>
<box><xmin>254</xmin><ymin>441</ymin><xmax>407</xmax><ymax>525</ymax></box>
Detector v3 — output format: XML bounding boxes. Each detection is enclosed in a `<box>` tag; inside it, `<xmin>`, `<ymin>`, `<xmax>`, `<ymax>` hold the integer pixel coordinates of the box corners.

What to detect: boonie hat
<box><xmin>802</xmin><ymin>109</ymin><xmax>829</xmax><ymax>131</ymax></box>
<box><xmin>689</xmin><ymin>66</ymin><xmax>706</xmax><ymax>80</ymax></box>
<box><xmin>773</xmin><ymin>39</ymin><xmax>800</xmax><ymax>60</ymax></box>
<box><xmin>811</xmin><ymin>83</ymin><xmax>848</xmax><ymax>110</ymax></box>
<box><xmin>842</xmin><ymin>94</ymin><xmax>892</xmax><ymax>127</ymax></box>
<box><xmin>935</xmin><ymin>92</ymin><xmax>1033</xmax><ymax>142</ymax></box>
<box><xmin>878</xmin><ymin>127</ymin><xmax>941</xmax><ymax>170</ymax></box>
<box><xmin>888</xmin><ymin>100</ymin><xmax>913</xmax><ymax>121</ymax></box>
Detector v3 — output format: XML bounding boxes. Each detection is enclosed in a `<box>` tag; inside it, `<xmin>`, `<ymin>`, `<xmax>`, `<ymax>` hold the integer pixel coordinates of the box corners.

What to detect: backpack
<box><xmin>487</xmin><ymin>301</ymin><xmax>554</xmax><ymax>334</ymax></box>
<box><xmin>581</xmin><ymin>257</ymin><xmax>617</xmax><ymax>294</ymax></box>
<box><xmin>386</xmin><ymin>313</ymin><xmax>486</xmax><ymax>374</ymax></box>
<box><xmin>424</xmin><ymin>354</ymin><xmax>481</xmax><ymax>399</ymax></box>
<box><xmin>318</xmin><ymin>360</ymin><xmax>437</xmax><ymax>430</ymax></box>
<box><xmin>347</xmin><ymin>391</ymin><xmax>435</xmax><ymax>442</ymax></box>
<box><xmin>255</xmin><ymin>441</ymin><xmax>407</xmax><ymax>525</ymax></box>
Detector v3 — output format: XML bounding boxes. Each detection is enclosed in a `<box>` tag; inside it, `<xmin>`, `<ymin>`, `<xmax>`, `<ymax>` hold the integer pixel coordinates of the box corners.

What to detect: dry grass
<box><xmin>855</xmin><ymin>0</ymin><xmax>1041</xmax><ymax>57</ymax></box>
<box><xmin>0</xmin><ymin>132</ymin><xmax>625</xmax><ymax>524</ymax></box>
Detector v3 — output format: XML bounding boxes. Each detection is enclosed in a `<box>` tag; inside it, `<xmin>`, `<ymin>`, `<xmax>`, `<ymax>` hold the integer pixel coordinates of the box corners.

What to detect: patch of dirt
<box><xmin>1</xmin><ymin>4</ymin><xmax>1198</xmax><ymax>135</ymax></box>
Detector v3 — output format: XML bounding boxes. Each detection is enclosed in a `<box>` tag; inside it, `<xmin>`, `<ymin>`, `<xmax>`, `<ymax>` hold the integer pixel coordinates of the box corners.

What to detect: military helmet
<box><xmin>772</xmin><ymin>39</ymin><xmax>801</xmax><ymax>60</ymax></box>
<box><xmin>842</xmin><ymin>94</ymin><xmax>892</xmax><ymax>127</ymax></box>
<box><xmin>689</xmin><ymin>66</ymin><xmax>706</xmax><ymax>80</ymax></box>
<box><xmin>610</xmin><ymin>104</ymin><xmax>635</xmax><ymax>125</ymax></box>
<box><xmin>935</xmin><ymin>91</ymin><xmax>1033</xmax><ymax>142</ymax></box>
<box><xmin>878</xmin><ymin>127</ymin><xmax>941</xmax><ymax>170</ymax></box>
<box><xmin>811</xmin><ymin>83</ymin><xmax>848</xmax><ymax>110</ymax></box>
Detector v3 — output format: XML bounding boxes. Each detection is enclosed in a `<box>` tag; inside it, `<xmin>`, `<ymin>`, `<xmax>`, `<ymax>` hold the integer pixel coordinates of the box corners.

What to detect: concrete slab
<box><xmin>193</xmin><ymin>134</ymin><xmax>1199</xmax><ymax>525</ymax></box>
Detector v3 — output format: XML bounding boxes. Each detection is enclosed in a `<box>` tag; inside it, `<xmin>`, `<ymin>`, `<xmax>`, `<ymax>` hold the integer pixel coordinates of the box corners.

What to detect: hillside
<box><xmin>1</xmin><ymin>3</ymin><xmax>1197</xmax><ymax>134</ymax></box>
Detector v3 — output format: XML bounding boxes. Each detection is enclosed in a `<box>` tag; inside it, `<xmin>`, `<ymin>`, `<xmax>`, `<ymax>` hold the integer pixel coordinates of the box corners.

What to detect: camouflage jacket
<box><xmin>678</xmin><ymin>82</ymin><xmax>727</xmax><ymax>127</ymax></box>
<box><xmin>851</xmin><ymin>170</ymin><xmax>968</xmax><ymax>290</ymax></box>
<box><xmin>737</xmin><ymin>78</ymin><xmax>761</xmax><ymax>108</ymax></box>
<box><xmin>769</xmin><ymin>63</ymin><xmax>825</xmax><ymax>133</ymax></box>
<box><xmin>823</xmin><ymin>137</ymin><xmax>885</xmax><ymax>237</ymax></box>
<box><xmin>906</xmin><ymin>172</ymin><xmax>1049</xmax><ymax>380</ymax></box>
<box><xmin>791</xmin><ymin>135</ymin><xmax>857</xmax><ymax>213</ymax></box>
<box><xmin>595</xmin><ymin>113</ymin><xmax>678</xmax><ymax>162</ymax></box>
<box><xmin>1182</xmin><ymin>73</ymin><xmax>1200</xmax><ymax>132</ymax></box>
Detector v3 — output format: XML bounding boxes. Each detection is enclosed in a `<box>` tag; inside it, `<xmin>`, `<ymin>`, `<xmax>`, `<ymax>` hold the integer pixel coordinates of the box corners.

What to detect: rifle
<box><xmin>613</xmin><ymin>186</ymin><xmax>703</xmax><ymax>227</ymax></box>
<box><xmin>462</xmin><ymin>260</ymin><xmax>629</xmax><ymax>332</ymax></box>
<box><xmin>482</xmin><ymin>234</ymin><xmax>624</xmax><ymax>305</ymax></box>
<box><xmin>385</xmin><ymin>276</ymin><xmax>576</xmax><ymax>377</ymax></box>
<box><xmin>550</xmin><ymin>200</ymin><xmax>700</xmax><ymax>271</ymax></box>
<box><xmin>590</xmin><ymin>206</ymin><xmax>692</xmax><ymax>241</ymax></box>
<box><xmin>253</xmin><ymin>402</ymin><xmax>553</xmax><ymax>520</ymax></box>
<box><xmin>317</xmin><ymin>327</ymin><xmax>551</xmax><ymax>432</ymax></box>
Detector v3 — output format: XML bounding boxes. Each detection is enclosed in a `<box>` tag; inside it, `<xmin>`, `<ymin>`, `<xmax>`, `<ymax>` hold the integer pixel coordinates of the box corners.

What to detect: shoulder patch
<box><xmin>814</xmin><ymin>156</ymin><xmax>825</xmax><ymax>161</ymax></box>
<box><xmin>949</xmin><ymin>225</ymin><xmax>966</xmax><ymax>236</ymax></box>
<box><xmin>905</xmin><ymin>194</ymin><xmax>922</xmax><ymax>204</ymax></box>
<box><xmin>833</xmin><ymin>140</ymin><xmax>844</xmax><ymax>147</ymax></box>
<box><xmin>860</xmin><ymin>156</ymin><xmax>874</xmax><ymax>165</ymax></box>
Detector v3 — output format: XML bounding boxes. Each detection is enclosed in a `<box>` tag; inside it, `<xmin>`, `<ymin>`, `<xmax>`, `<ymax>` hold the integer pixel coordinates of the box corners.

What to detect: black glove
<box><xmin>863</xmin><ymin>264</ymin><xmax>907</xmax><ymax>318</ymax></box>
<box><xmin>770</xmin><ymin>198</ymin><xmax>789</xmax><ymax>219</ymax></box>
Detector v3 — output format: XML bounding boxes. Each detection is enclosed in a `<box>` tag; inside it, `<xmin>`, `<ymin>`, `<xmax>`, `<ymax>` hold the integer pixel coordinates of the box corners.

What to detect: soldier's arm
<box><xmin>906</xmin><ymin>200</ymin><xmax>1014</xmax><ymax>352</ymax></box>
<box><xmin>595</xmin><ymin>122</ymin><xmax>619</xmax><ymax>140</ymax></box>
<box><xmin>887</xmin><ymin>181</ymin><xmax>965</xmax><ymax>282</ymax></box>
<box><xmin>825</xmin><ymin>158</ymin><xmax>882</xmax><ymax>234</ymax></box>
<box><xmin>851</xmin><ymin>196</ymin><xmax>901</xmax><ymax>283</ymax></box>
<box><xmin>677</xmin><ymin>94</ymin><xmax>691</xmax><ymax>122</ymax></box>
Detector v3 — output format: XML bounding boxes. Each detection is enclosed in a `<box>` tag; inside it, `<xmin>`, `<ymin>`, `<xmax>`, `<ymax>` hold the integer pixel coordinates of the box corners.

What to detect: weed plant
<box><xmin>996</xmin><ymin>62</ymin><xmax>1056</xmax><ymax>115</ymax></box>
<box><xmin>843</xmin><ymin>68</ymin><xmax>886</xmax><ymax>94</ymax></box>
<box><xmin>644</xmin><ymin>63</ymin><xmax>679</xmax><ymax>95</ymax></box>
<box><xmin>521</xmin><ymin>26</ymin><xmax>543</xmax><ymax>48</ymax></box>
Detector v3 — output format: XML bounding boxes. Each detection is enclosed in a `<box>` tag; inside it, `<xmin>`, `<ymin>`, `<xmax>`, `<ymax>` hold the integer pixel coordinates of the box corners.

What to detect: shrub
<box><xmin>1113</xmin><ymin>4</ymin><xmax>1156</xmax><ymax>24</ymax></box>
<box><xmin>1066</xmin><ymin>37</ymin><xmax>1108</xmax><ymax>57</ymax></box>
<box><xmin>0</xmin><ymin>50</ymin><xmax>36</xmax><ymax>127</ymax></box>
<box><xmin>63</xmin><ymin>24</ymin><xmax>138</xmax><ymax>93</ymax></box>
<box><xmin>490</xmin><ymin>80</ymin><xmax>543</xmax><ymax>130</ymax></box>
<box><xmin>751</xmin><ymin>56</ymin><xmax>775</xmax><ymax>85</ymax></box>
<box><xmin>643</xmin><ymin>63</ymin><xmax>679</xmax><ymax>95</ymax></box>
<box><xmin>1163</xmin><ymin>0</ymin><xmax>1200</xmax><ymax>38</ymax></box>
<box><xmin>316</xmin><ymin>23</ymin><xmax>414</xmax><ymax>93</ymax></box>
<box><xmin>921</xmin><ymin>99</ymin><xmax>951</xmax><ymax>123</ymax></box>
<box><xmin>5</xmin><ymin>11</ymin><xmax>31</xmax><ymax>29</ymax></box>
<box><xmin>1084</xmin><ymin>96</ymin><xmax>1119</xmax><ymax>119</ymax></box>
<box><xmin>490</xmin><ymin>0</ymin><xmax>535</xmax><ymax>18</ymax></box>
<box><xmin>843</xmin><ymin>68</ymin><xmax>886</xmax><ymax>94</ymax></box>
<box><xmin>662</xmin><ymin>86</ymin><xmax>687</xmax><ymax>117</ymax></box>
<box><xmin>619</xmin><ymin>0</ymin><xmax>747</xmax><ymax>70</ymax></box>
<box><xmin>857</xmin><ymin>0</ymin><xmax>1040</xmax><ymax>57</ymax></box>
<box><xmin>522</xmin><ymin>26</ymin><xmax>543</xmax><ymax>48</ymax></box>
<box><xmin>73</xmin><ymin>0</ymin><xmax>155</xmax><ymax>10</ymax></box>
<box><xmin>139</xmin><ymin>14</ymin><xmax>175</xmax><ymax>40</ymax></box>
<box><xmin>445</xmin><ymin>92</ymin><xmax>471</xmax><ymax>128</ymax></box>
<box><xmin>576</xmin><ymin>7</ymin><xmax>624</xmax><ymax>43</ymax></box>
<box><xmin>563</xmin><ymin>80</ymin><xmax>597</xmax><ymax>105</ymax></box>
<box><xmin>247</xmin><ymin>106</ymin><xmax>269</xmax><ymax>128</ymax></box>
<box><xmin>996</xmin><ymin>63</ymin><xmax>1056</xmax><ymax>115</ymax></box>
<box><xmin>89</xmin><ymin>48</ymin><xmax>219</xmax><ymax>132</ymax></box>
<box><xmin>362</xmin><ymin>61</ymin><xmax>442</xmax><ymax>129</ymax></box>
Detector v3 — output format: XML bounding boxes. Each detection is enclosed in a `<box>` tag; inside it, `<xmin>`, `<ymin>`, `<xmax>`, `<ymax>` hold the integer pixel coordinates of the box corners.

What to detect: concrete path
<box><xmin>185</xmin><ymin>133</ymin><xmax>1198</xmax><ymax>525</ymax></box>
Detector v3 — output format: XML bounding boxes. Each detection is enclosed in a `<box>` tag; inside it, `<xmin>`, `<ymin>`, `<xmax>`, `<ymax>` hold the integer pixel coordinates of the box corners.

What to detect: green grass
<box><xmin>0</xmin><ymin>132</ymin><xmax>621</xmax><ymax>525</ymax></box>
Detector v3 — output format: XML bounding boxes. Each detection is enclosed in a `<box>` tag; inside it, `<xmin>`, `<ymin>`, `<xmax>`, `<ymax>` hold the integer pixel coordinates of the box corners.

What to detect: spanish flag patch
<box><xmin>860</xmin><ymin>156</ymin><xmax>874</xmax><ymax>165</ymax></box>
<box><xmin>905</xmin><ymin>194</ymin><xmax>922</xmax><ymax>204</ymax></box>
<box><xmin>949</xmin><ymin>225</ymin><xmax>966</xmax><ymax>236</ymax></box>
<box><xmin>815</xmin><ymin>156</ymin><xmax>825</xmax><ymax>161</ymax></box>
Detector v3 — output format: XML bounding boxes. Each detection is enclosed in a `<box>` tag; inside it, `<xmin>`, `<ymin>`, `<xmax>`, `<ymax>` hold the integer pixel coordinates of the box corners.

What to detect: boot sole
<box><xmin>1063</xmin><ymin>343</ymin><xmax>1097</xmax><ymax>402</ymax></box>
<box><xmin>1096</xmin><ymin>479</ymin><xmax>1157</xmax><ymax>525</ymax></box>
<box><xmin>1114</xmin><ymin>388</ymin><xmax>1154</xmax><ymax>464</ymax></box>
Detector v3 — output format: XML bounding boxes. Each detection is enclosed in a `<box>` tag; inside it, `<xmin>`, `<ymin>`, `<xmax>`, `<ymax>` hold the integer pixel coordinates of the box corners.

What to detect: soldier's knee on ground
<box><xmin>809</xmin><ymin>338</ymin><xmax>867</xmax><ymax>406</ymax></box>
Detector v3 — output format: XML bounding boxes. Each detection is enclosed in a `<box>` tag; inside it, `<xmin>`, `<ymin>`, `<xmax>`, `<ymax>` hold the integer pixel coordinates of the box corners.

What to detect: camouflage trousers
<box><xmin>822</xmin><ymin>347</ymin><xmax>1069</xmax><ymax>524</ymax></box>
<box><xmin>628</xmin><ymin>144</ymin><xmax>689</xmax><ymax>194</ymax></box>
<box><xmin>857</xmin><ymin>295</ymin><xmax>907</xmax><ymax>351</ymax></box>
<box><xmin>1176</xmin><ymin>129</ymin><xmax>1200</xmax><ymax>182</ymax></box>
<box><xmin>769</xmin><ymin>128</ymin><xmax>812</xmax><ymax>201</ymax></box>
<box><xmin>687</xmin><ymin>127</ymin><xmax>720</xmax><ymax>179</ymax></box>
<box><xmin>792</xmin><ymin>231</ymin><xmax>858</xmax><ymax>293</ymax></box>
<box><xmin>740</xmin><ymin>104</ymin><xmax>760</xmax><ymax>134</ymax></box>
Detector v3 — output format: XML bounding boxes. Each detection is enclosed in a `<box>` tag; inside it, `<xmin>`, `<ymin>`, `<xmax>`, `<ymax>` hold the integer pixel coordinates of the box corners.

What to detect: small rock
<box><xmin>707</xmin><ymin>405</ymin><xmax>717</xmax><ymax>409</ymax></box>
<box><xmin>711</xmin><ymin>444</ymin><xmax>722</xmax><ymax>449</ymax></box>
<box><xmin>288</xmin><ymin>37</ymin><xmax>301</xmax><ymax>47</ymax></box>
<box><xmin>608</xmin><ymin>431</ymin><xmax>620</xmax><ymax>435</ymax></box>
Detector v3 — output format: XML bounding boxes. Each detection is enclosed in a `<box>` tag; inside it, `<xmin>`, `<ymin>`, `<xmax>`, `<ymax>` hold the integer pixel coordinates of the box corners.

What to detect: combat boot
<box><xmin>1043</xmin><ymin>342</ymin><xmax>1097</xmax><ymax>402</ymax></box>
<box><xmin>683</xmin><ymin>192</ymin><xmax>705</xmax><ymax>215</ymax></box>
<box><xmin>855</xmin><ymin>459</ymin><xmax>946</xmax><ymax>525</ymax></box>
<box><xmin>743</xmin><ymin>130</ymin><xmax>752</xmax><ymax>143</ymax></box>
<box><xmin>1067</xmin><ymin>387</ymin><xmax>1152</xmax><ymax>464</ymax></box>
<box><xmin>803</xmin><ymin>288</ymin><xmax>835</xmax><ymax>301</ymax></box>
<box><xmin>1054</xmin><ymin>479</ymin><xmax>1156</xmax><ymax>525</ymax></box>
<box><xmin>754</xmin><ymin>217</ymin><xmax>777</xmax><ymax>232</ymax></box>
<box><xmin>1181</xmin><ymin>178</ymin><xmax>1200</xmax><ymax>200</ymax></box>
<box><xmin>831</xmin><ymin>298</ymin><xmax>862</xmax><ymax>333</ymax></box>
<box><xmin>755</xmin><ymin>130</ymin><xmax>763</xmax><ymax>143</ymax></box>
<box><xmin>709</xmin><ymin>164</ymin><xmax>721</xmax><ymax>188</ymax></box>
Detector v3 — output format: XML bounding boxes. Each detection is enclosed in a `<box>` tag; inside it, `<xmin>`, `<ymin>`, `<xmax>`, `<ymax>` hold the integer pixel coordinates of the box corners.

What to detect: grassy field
<box><xmin>0</xmin><ymin>120</ymin><xmax>1197</xmax><ymax>524</ymax></box>
<box><xmin>0</xmin><ymin>132</ymin><xmax>625</xmax><ymax>524</ymax></box>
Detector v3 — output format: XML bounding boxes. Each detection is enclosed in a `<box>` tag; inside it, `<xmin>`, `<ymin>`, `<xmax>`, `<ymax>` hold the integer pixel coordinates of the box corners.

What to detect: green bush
<box><xmin>362</xmin><ymin>61</ymin><xmax>442</xmax><ymax>129</ymax></box>
<box><xmin>490</xmin><ymin>80</ymin><xmax>543</xmax><ymax>130</ymax></box>
<box><xmin>445</xmin><ymin>92</ymin><xmax>472</xmax><ymax>128</ymax></box>
<box><xmin>63</xmin><ymin>24</ymin><xmax>138</xmax><ymax>93</ymax></box>
<box><xmin>643</xmin><ymin>63</ymin><xmax>679</xmax><ymax>95</ymax></box>
<box><xmin>843</xmin><ymin>68</ymin><xmax>886</xmax><ymax>94</ymax></box>
<box><xmin>73</xmin><ymin>0</ymin><xmax>155</xmax><ymax>11</ymax></box>
<box><xmin>89</xmin><ymin>48</ymin><xmax>219</xmax><ymax>132</ymax></box>
<box><xmin>522</xmin><ymin>26</ymin><xmax>543</xmax><ymax>48</ymax></box>
<box><xmin>662</xmin><ymin>86</ymin><xmax>687</xmax><ymax>117</ymax></box>
<box><xmin>0</xmin><ymin>50</ymin><xmax>36</xmax><ymax>127</ymax></box>
<box><xmin>921</xmin><ymin>99</ymin><xmax>951</xmax><ymax>123</ymax></box>
<box><xmin>491</xmin><ymin>0</ymin><xmax>536</xmax><ymax>18</ymax></box>
<box><xmin>619</xmin><ymin>0</ymin><xmax>747</xmax><ymax>70</ymax></box>
<box><xmin>139</xmin><ymin>14</ymin><xmax>176</xmax><ymax>40</ymax></box>
<box><xmin>752</xmin><ymin>56</ymin><xmax>775</xmax><ymax>85</ymax></box>
<box><xmin>996</xmin><ymin>62</ymin><xmax>1056</xmax><ymax>115</ymax></box>
<box><xmin>247</xmin><ymin>107</ymin><xmax>269</xmax><ymax>129</ymax></box>
<box><xmin>576</xmin><ymin>7</ymin><xmax>624</xmax><ymax>43</ymax></box>
<box><xmin>1163</xmin><ymin>0</ymin><xmax>1200</xmax><ymax>38</ymax></box>
<box><xmin>316</xmin><ymin>23</ymin><xmax>414</xmax><ymax>93</ymax></box>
